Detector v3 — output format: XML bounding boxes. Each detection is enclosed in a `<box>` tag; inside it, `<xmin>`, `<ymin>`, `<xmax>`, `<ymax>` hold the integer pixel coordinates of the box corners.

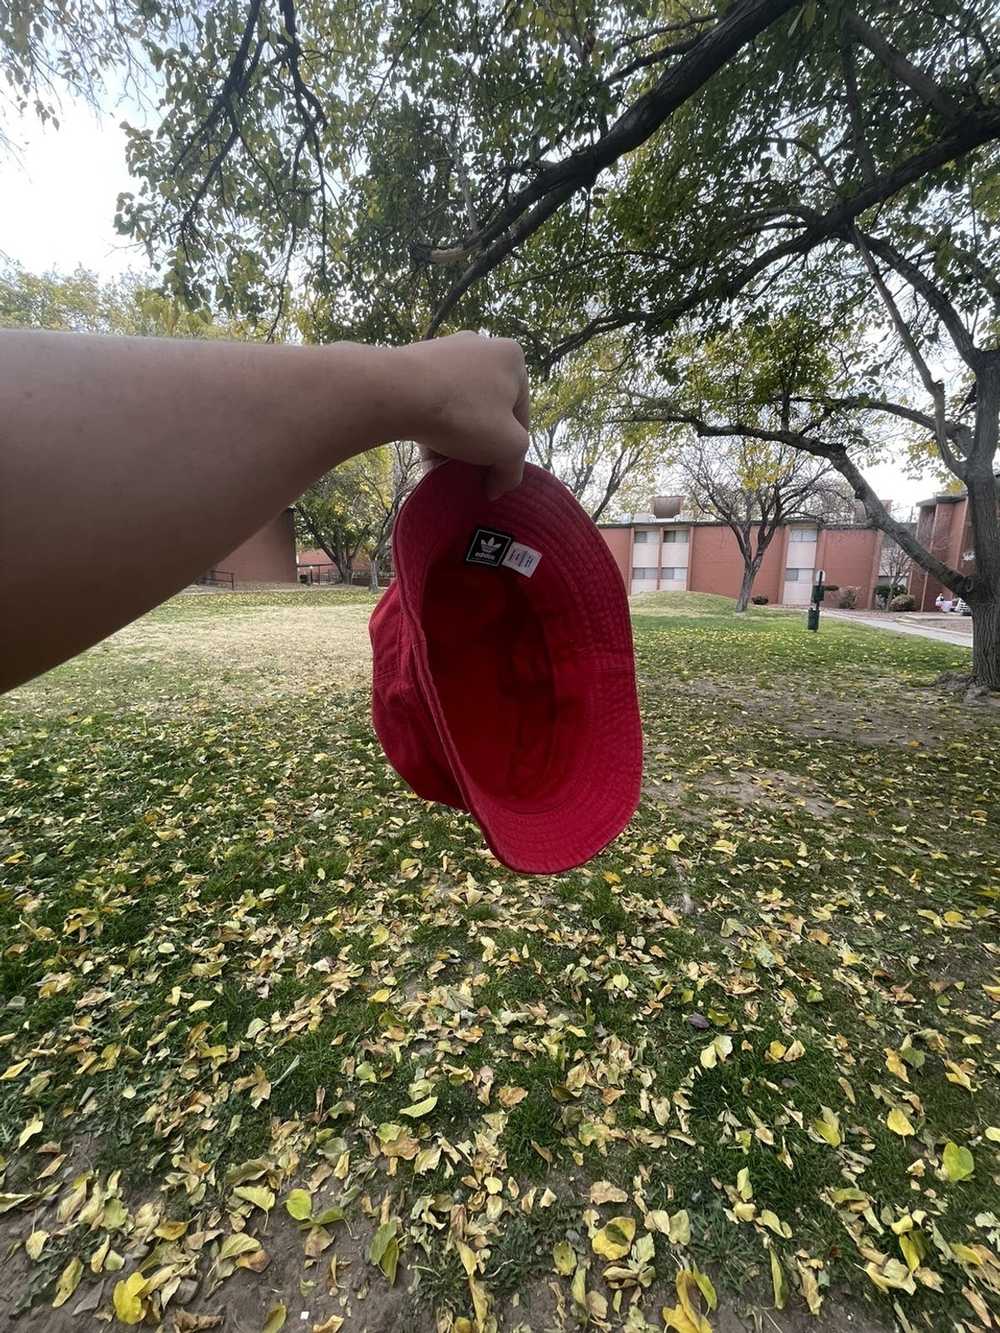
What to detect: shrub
<box><xmin>837</xmin><ymin>587</ymin><xmax>858</xmax><ymax>609</ymax></box>
<box><xmin>889</xmin><ymin>594</ymin><xmax>916</xmax><ymax>612</ymax></box>
<box><xmin>874</xmin><ymin>582</ymin><xmax>907</xmax><ymax>607</ymax></box>
<box><xmin>750</xmin><ymin>594</ymin><xmax>769</xmax><ymax>605</ymax></box>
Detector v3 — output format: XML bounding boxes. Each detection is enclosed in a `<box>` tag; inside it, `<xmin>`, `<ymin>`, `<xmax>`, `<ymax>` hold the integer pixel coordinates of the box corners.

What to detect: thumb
<box><xmin>485</xmin><ymin>419</ymin><xmax>529</xmax><ymax>501</ymax></box>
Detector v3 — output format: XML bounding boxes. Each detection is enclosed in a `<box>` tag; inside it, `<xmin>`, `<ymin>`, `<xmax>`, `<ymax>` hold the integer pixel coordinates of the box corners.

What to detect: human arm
<box><xmin>0</xmin><ymin>329</ymin><xmax>529</xmax><ymax>691</ymax></box>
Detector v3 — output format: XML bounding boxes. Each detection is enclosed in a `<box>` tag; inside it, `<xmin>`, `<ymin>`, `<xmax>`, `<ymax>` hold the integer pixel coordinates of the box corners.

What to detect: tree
<box><xmin>877</xmin><ymin>531</ymin><xmax>914</xmax><ymax>607</ymax></box>
<box><xmin>673</xmin><ymin>435</ymin><xmax>847</xmax><ymax>612</ymax></box>
<box><xmin>529</xmin><ymin>337</ymin><xmax>665</xmax><ymax>520</ymax></box>
<box><xmin>8</xmin><ymin>4</ymin><xmax>999</xmax><ymax>679</ymax></box>
<box><xmin>294</xmin><ymin>457</ymin><xmax>376</xmax><ymax>585</ymax></box>
<box><xmin>0</xmin><ymin>262</ymin><xmax>233</xmax><ymax>338</ymax></box>
<box><xmin>361</xmin><ymin>441</ymin><xmax>422</xmax><ymax>590</ymax></box>
<box><xmin>294</xmin><ymin>443</ymin><xmax>421</xmax><ymax>588</ymax></box>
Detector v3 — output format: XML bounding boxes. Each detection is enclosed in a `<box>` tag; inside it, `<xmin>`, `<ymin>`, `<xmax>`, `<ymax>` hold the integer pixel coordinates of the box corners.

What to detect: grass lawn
<box><xmin>1</xmin><ymin>589</ymin><xmax>998</xmax><ymax>1333</ymax></box>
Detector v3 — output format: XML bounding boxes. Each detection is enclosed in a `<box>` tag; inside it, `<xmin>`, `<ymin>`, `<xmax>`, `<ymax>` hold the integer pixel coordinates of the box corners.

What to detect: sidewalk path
<box><xmin>823</xmin><ymin>608</ymin><xmax>973</xmax><ymax>649</ymax></box>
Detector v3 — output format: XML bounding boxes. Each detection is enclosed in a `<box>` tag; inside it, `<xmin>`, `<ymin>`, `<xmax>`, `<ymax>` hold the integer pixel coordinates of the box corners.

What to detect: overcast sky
<box><xmin>0</xmin><ymin>93</ymin><xmax>938</xmax><ymax>512</ymax></box>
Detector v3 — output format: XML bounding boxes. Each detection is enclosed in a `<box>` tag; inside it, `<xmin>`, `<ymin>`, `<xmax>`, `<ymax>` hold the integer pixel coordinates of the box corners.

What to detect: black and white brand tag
<box><xmin>464</xmin><ymin>529</ymin><xmax>543</xmax><ymax>577</ymax></box>
<box><xmin>465</xmin><ymin>528</ymin><xmax>513</xmax><ymax>567</ymax></box>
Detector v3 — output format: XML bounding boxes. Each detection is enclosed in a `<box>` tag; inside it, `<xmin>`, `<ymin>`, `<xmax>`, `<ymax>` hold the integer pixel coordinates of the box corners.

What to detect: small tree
<box><xmin>295</xmin><ymin>444</ymin><xmax>422</xmax><ymax>589</ymax></box>
<box><xmin>640</xmin><ymin>316</ymin><xmax>855</xmax><ymax>611</ymax></box>
<box><xmin>672</xmin><ymin>435</ymin><xmax>847</xmax><ymax>612</ymax></box>
<box><xmin>362</xmin><ymin>442</ymin><xmax>422</xmax><ymax>590</ymax></box>
<box><xmin>530</xmin><ymin>337</ymin><xmax>665</xmax><ymax>520</ymax></box>
<box><xmin>877</xmin><ymin>532</ymin><xmax>914</xmax><ymax>607</ymax></box>
<box><xmin>294</xmin><ymin>458</ymin><xmax>376</xmax><ymax>585</ymax></box>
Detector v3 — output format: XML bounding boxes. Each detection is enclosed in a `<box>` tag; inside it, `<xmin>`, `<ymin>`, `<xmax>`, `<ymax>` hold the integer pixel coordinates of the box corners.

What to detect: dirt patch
<box><xmin>645</xmin><ymin>766</ymin><xmax>837</xmax><ymax>821</ymax></box>
<box><xmin>666</xmin><ymin>676</ymin><xmax>952</xmax><ymax>750</ymax></box>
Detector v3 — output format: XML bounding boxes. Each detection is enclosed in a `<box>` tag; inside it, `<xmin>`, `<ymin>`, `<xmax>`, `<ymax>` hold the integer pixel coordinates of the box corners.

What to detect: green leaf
<box><xmin>399</xmin><ymin>1094</ymin><xmax>437</xmax><ymax>1118</ymax></box>
<box><xmin>262</xmin><ymin>1302</ymin><xmax>287</xmax><ymax>1332</ymax></box>
<box><xmin>942</xmin><ymin>1141</ymin><xmax>974</xmax><ymax>1182</ymax></box>
<box><xmin>284</xmin><ymin>1189</ymin><xmax>313</xmax><ymax>1221</ymax></box>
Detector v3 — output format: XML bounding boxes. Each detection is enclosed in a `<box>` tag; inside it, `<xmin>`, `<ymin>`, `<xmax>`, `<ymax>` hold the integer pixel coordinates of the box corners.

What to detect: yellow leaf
<box><xmin>943</xmin><ymin>1060</ymin><xmax>974</xmax><ymax>1090</ymax></box>
<box><xmin>589</xmin><ymin>1180</ymin><xmax>628</xmax><ymax>1205</ymax></box>
<box><xmin>662</xmin><ymin>1268</ymin><xmax>715</xmax><ymax>1333</ymax></box>
<box><xmin>795</xmin><ymin>1259</ymin><xmax>824</xmax><ymax>1315</ymax></box>
<box><xmin>865</xmin><ymin>1259</ymin><xmax>915</xmax><ymax>1294</ymax></box>
<box><xmin>885</xmin><ymin>1049</ymin><xmax>909</xmax><ymax>1082</ymax></box>
<box><xmin>154</xmin><ymin>1219</ymin><xmax>189</xmax><ymax>1241</ymax></box>
<box><xmin>52</xmin><ymin>1257</ymin><xmax>83</xmax><ymax>1309</ymax></box>
<box><xmin>0</xmin><ymin>1060</ymin><xmax>28</xmax><ymax>1081</ymax></box>
<box><xmin>985</xmin><ymin>1126</ymin><xmax>1000</xmax><ymax>1143</ymax></box>
<box><xmin>592</xmin><ymin>1216</ymin><xmax>636</xmax><ymax>1261</ymax></box>
<box><xmin>809</xmin><ymin>1106</ymin><xmax>841</xmax><ymax>1147</ymax></box>
<box><xmin>770</xmin><ymin>1250</ymin><xmax>787</xmax><ymax>1310</ymax></box>
<box><xmin>898</xmin><ymin>1231</ymin><xmax>925</xmax><ymax>1272</ymax></box>
<box><xmin>887</xmin><ymin>1108</ymin><xmax>914</xmax><ymax>1137</ymax></box>
<box><xmin>219</xmin><ymin>1233</ymin><xmax>262</xmax><ymax>1261</ymax></box>
<box><xmin>235</xmin><ymin>1185</ymin><xmax>275</xmax><ymax>1212</ymax></box>
<box><xmin>399</xmin><ymin>1095</ymin><xmax>437</xmax><ymax>1118</ymax></box>
<box><xmin>18</xmin><ymin>1115</ymin><xmax>44</xmax><ymax>1148</ymax></box>
<box><xmin>262</xmin><ymin>1303</ymin><xmax>287</xmax><ymax>1333</ymax></box>
<box><xmin>112</xmin><ymin>1272</ymin><xmax>148</xmax><ymax>1325</ymax></box>
<box><xmin>758</xmin><ymin>1209</ymin><xmax>790</xmax><ymax>1237</ymax></box>
<box><xmin>736</xmin><ymin>1167</ymin><xmax>752</xmax><ymax>1201</ymax></box>
<box><xmin>284</xmin><ymin>1189</ymin><xmax>313</xmax><ymax>1221</ymax></box>
<box><xmin>312</xmin><ymin>1319</ymin><xmax>345</xmax><ymax>1333</ymax></box>
<box><xmin>668</xmin><ymin>1210</ymin><xmax>691</xmax><ymax>1245</ymax></box>
<box><xmin>942</xmin><ymin>1141</ymin><xmax>974</xmax><ymax>1181</ymax></box>
<box><xmin>553</xmin><ymin>1240</ymin><xmax>576</xmax><ymax>1275</ymax></box>
<box><xmin>25</xmin><ymin>1229</ymin><xmax>48</xmax><ymax>1260</ymax></box>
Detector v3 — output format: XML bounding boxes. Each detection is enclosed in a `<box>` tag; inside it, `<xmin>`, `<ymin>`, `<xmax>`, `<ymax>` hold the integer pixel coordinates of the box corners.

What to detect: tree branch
<box><xmin>421</xmin><ymin>0</ymin><xmax>804</xmax><ymax>334</ymax></box>
<box><xmin>543</xmin><ymin>104</ymin><xmax>1000</xmax><ymax>368</ymax></box>
<box><xmin>849</xmin><ymin>226</ymin><xmax>966</xmax><ymax>480</ymax></box>
<box><xmin>857</xmin><ymin>229</ymin><xmax>981</xmax><ymax>368</ymax></box>
<box><xmin>843</xmin><ymin>10</ymin><xmax>968</xmax><ymax>122</ymax></box>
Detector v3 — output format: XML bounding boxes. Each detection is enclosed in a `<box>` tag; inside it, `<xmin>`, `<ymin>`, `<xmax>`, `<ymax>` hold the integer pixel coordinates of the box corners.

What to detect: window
<box><xmin>634</xmin><ymin>530</ymin><xmax>657</xmax><ymax>544</ymax></box>
<box><xmin>661</xmin><ymin>567</ymin><xmax>685</xmax><ymax>580</ymax></box>
<box><xmin>789</xmin><ymin>527</ymin><xmax>817</xmax><ymax>543</ymax></box>
<box><xmin>784</xmin><ymin>568</ymin><xmax>812</xmax><ymax>583</ymax></box>
<box><xmin>632</xmin><ymin>567</ymin><xmax>657</xmax><ymax>579</ymax></box>
<box><xmin>663</xmin><ymin>529</ymin><xmax>688</xmax><ymax>544</ymax></box>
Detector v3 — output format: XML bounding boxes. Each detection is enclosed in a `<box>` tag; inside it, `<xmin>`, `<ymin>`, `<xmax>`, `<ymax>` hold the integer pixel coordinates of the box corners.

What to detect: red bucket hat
<box><xmin>369</xmin><ymin>461</ymin><xmax>642</xmax><ymax>874</ymax></box>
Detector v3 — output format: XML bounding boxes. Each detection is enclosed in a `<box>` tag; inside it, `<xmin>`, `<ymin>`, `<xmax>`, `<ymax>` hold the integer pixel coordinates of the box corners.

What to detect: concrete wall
<box><xmin>217</xmin><ymin>509</ymin><xmax>297</xmax><ymax>584</ymax></box>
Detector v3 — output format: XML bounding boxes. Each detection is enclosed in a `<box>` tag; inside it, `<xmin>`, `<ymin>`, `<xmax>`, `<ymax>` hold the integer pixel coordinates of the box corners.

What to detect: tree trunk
<box><xmin>369</xmin><ymin>555</ymin><xmax>381</xmax><ymax>591</ymax></box>
<box><xmin>971</xmin><ymin>597</ymin><xmax>1000</xmax><ymax>691</ymax></box>
<box><xmin>735</xmin><ymin>564</ymin><xmax>756</xmax><ymax>612</ymax></box>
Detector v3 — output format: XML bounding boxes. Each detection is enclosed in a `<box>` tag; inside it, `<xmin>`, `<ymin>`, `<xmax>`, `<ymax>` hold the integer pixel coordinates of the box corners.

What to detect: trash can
<box><xmin>807</xmin><ymin>606</ymin><xmax>820</xmax><ymax>632</ymax></box>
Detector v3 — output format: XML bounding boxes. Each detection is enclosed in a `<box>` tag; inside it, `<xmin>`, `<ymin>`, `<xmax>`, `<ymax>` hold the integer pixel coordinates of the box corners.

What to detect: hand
<box><xmin>389</xmin><ymin>332</ymin><xmax>530</xmax><ymax>499</ymax></box>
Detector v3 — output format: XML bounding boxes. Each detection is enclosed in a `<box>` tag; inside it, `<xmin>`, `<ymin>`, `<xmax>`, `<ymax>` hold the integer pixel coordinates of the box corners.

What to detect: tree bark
<box><xmin>735</xmin><ymin>564</ymin><xmax>757</xmax><ymax>612</ymax></box>
<box><xmin>971</xmin><ymin>598</ymin><xmax>1000</xmax><ymax>692</ymax></box>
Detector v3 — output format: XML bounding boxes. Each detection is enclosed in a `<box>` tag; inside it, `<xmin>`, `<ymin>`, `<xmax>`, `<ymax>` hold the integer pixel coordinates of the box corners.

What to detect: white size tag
<box><xmin>502</xmin><ymin>541</ymin><xmax>542</xmax><ymax>577</ymax></box>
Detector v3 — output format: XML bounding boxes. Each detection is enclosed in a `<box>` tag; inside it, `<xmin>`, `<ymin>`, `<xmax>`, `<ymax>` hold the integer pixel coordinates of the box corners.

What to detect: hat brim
<box><xmin>393</xmin><ymin>462</ymin><xmax>642</xmax><ymax>875</ymax></box>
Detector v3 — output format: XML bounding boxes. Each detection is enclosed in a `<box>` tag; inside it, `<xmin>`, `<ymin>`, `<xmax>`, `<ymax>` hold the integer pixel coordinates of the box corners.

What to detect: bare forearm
<box><xmin>1</xmin><ymin>332</ymin><xmax>398</xmax><ymax>690</ymax></box>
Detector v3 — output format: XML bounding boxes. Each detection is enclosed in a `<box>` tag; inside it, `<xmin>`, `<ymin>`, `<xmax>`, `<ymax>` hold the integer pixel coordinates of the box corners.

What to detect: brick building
<box><xmin>907</xmin><ymin>491</ymin><xmax>974</xmax><ymax>611</ymax></box>
<box><xmin>201</xmin><ymin>508</ymin><xmax>297</xmax><ymax>586</ymax></box>
<box><xmin>599</xmin><ymin>504</ymin><xmax>891</xmax><ymax>606</ymax></box>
